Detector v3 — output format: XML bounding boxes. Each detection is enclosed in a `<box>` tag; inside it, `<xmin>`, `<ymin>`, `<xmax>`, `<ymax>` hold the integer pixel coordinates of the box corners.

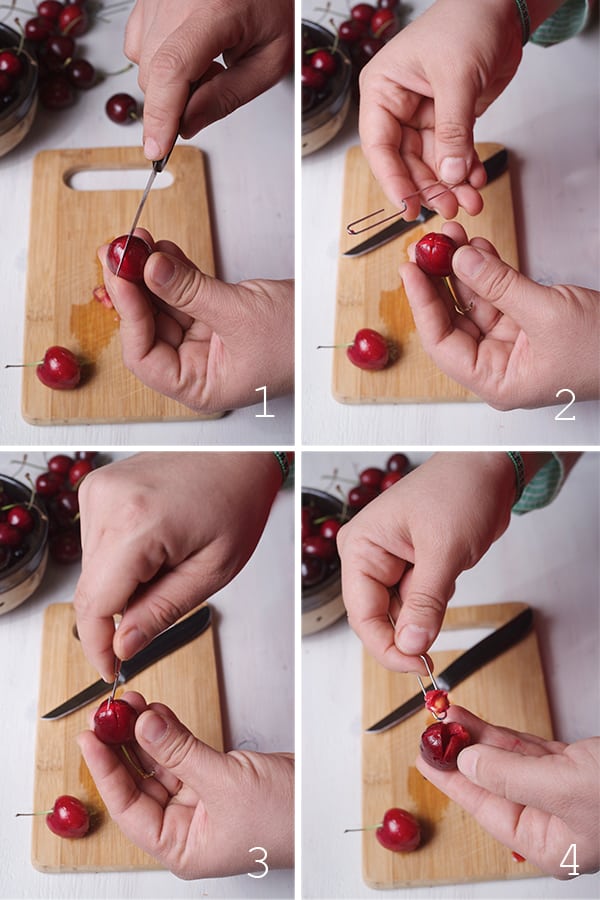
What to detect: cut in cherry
<box><xmin>420</xmin><ymin>720</ymin><xmax>471</xmax><ymax>770</ymax></box>
<box><xmin>106</xmin><ymin>235</ymin><xmax>152</xmax><ymax>283</ymax></box>
<box><xmin>414</xmin><ymin>232</ymin><xmax>458</xmax><ymax>278</ymax></box>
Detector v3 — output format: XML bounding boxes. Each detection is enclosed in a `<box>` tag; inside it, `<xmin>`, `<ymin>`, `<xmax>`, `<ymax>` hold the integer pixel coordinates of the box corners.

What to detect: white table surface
<box><xmin>301</xmin><ymin>450</ymin><xmax>600</xmax><ymax>899</ymax></box>
<box><xmin>0</xmin><ymin>3</ymin><xmax>294</xmax><ymax>446</ymax></box>
<box><xmin>0</xmin><ymin>451</ymin><xmax>294</xmax><ymax>899</ymax></box>
<box><xmin>301</xmin><ymin>1</ymin><xmax>600</xmax><ymax>446</ymax></box>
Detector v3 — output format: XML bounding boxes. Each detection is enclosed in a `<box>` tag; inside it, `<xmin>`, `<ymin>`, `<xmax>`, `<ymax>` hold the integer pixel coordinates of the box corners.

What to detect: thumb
<box><xmin>452</xmin><ymin>244</ymin><xmax>547</xmax><ymax>330</ymax></box>
<box><xmin>393</xmin><ymin>557</ymin><xmax>456</xmax><ymax>656</ymax></box>
<box><xmin>144</xmin><ymin>251</ymin><xmax>238</xmax><ymax>330</ymax></box>
<box><xmin>432</xmin><ymin>79</ymin><xmax>478</xmax><ymax>185</ymax></box>
<box><xmin>136</xmin><ymin>707</ymin><xmax>222</xmax><ymax>789</ymax></box>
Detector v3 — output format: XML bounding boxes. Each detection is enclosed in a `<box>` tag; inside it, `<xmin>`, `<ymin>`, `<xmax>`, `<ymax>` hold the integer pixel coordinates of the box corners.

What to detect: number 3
<box><xmin>248</xmin><ymin>846</ymin><xmax>269</xmax><ymax>878</ymax></box>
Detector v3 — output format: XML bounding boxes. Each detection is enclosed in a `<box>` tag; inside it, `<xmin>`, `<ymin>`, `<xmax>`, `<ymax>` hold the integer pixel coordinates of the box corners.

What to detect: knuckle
<box><xmin>150</xmin><ymin>46</ymin><xmax>182</xmax><ymax>82</ymax></box>
<box><xmin>212</xmin><ymin>83</ymin><xmax>243</xmax><ymax>121</ymax></box>
<box><xmin>145</xmin><ymin>593</ymin><xmax>187</xmax><ymax>634</ymax></box>
<box><xmin>158</xmin><ymin>725</ymin><xmax>197</xmax><ymax>771</ymax></box>
<box><xmin>481</xmin><ymin>262</ymin><xmax>520</xmax><ymax>301</ymax></box>
<box><xmin>435</xmin><ymin>120</ymin><xmax>473</xmax><ymax>146</ymax></box>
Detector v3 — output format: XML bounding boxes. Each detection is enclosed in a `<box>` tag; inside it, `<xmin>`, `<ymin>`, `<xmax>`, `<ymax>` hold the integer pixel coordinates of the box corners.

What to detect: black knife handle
<box><xmin>119</xmin><ymin>605</ymin><xmax>212</xmax><ymax>682</ymax></box>
<box><xmin>435</xmin><ymin>606</ymin><xmax>532</xmax><ymax>691</ymax></box>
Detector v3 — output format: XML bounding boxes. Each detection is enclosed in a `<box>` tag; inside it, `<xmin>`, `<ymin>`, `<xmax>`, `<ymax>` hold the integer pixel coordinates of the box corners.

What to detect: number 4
<box><xmin>559</xmin><ymin>843</ymin><xmax>579</xmax><ymax>877</ymax></box>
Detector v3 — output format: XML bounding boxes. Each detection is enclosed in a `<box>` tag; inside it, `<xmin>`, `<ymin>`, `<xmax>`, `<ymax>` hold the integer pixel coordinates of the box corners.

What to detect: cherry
<box><xmin>49</xmin><ymin>528</ymin><xmax>81</xmax><ymax>563</ymax></box>
<box><xmin>302</xmin><ymin>534</ymin><xmax>337</xmax><ymax>561</ymax></box>
<box><xmin>6</xmin><ymin>505</ymin><xmax>35</xmax><ymax>533</ymax></box>
<box><xmin>347</xmin><ymin>328</ymin><xmax>389</xmax><ymax>371</ymax></box>
<box><xmin>359</xmin><ymin>467</ymin><xmax>384</xmax><ymax>489</ymax></box>
<box><xmin>24</xmin><ymin>16</ymin><xmax>54</xmax><ymax>42</ymax></box>
<box><xmin>348</xmin><ymin>483</ymin><xmax>379</xmax><ymax>509</ymax></box>
<box><xmin>93</xmin><ymin>698</ymin><xmax>138</xmax><ymax>745</ymax></box>
<box><xmin>36</xmin><ymin>345</ymin><xmax>81</xmax><ymax>389</ymax></box>
<box><xmin>106</xmin><ymin>234</ymin><xmax>152</xmax><ymax>283</ymax></box>
<box><xmin>75</xmin><ymin>450</ymin><xmax>97</xmax><ymax>462</ymax></box>
<box><xmin>48</xmin><ymin>454</ymin><xmax>74</xmax><ymax>476</ymax></box>
<box><xmin>378</xmin><ymin>0</ymin><xmax>399</xmax><ymax>8</ymax></box>
<box><xmin>338</xmin><ymin>19</ymin><xmax>367</xmax><ymax>42</ymax></box>
<box><xmin>38</xmin><ymin>1</ymin><xmax>65</xmax><ymax>20</ymax></box>
<box><xmin>512</xmin><ymin>851</ymin><xmax>527</xmax><ymax>863</ymax></box>
<box><xmin>68</xmin><ymin>458</ymin><xmax>93</xmax><ymax>487</ymax></box>
<box><xmin>302</xmin><ymin>555</ymin><xmax>326</xmax><ymax>588</ymax></box>
<box><xmin>105</xmin><ymin>92</ymin><xmax>138</xmax><ymax>124</ymax></box>
<box><xmin>0</xmin><ymin>50</ymin><xmax>23</xmax><ymax>79</ymax></box>
<box><xmin>355</xmin><ymin>36</ymin><xmax>384</xmax><ymax>66</ymax></box>
<box><xmin>66</xmin><ymin>58</ymin><xmax>96</xmax><ymax>90</ymax></box>
<box><xmin>0</xmin><ymin>522</ymin><xmax>21</xmax><ymax>547</ymax></box>
<box><xmin>310</xmin><ymin>49</ymin><xmax>336</xmax><ymax>76</ymax></box>
<box><xmin>52</xmin><ymin>489</ymin><xmax>79</xmax><ymax>526</ymax></box>
<box><xmin>301</xmin><ymin>506</ymin><xmax>316</xmax><ymax>540</ymax></box>
<box><xmin>415</xmin><ymin>232</ymin><xmax>458</xmax><ymax>278</ymax></box>
<box><xmin>387</xmin><ymin>453</ymin><xmax>409</xmax><ymax>474</ymax></box>
<box><xmin>58</xmin><ymin>4</ymin><xmax>88</xmax><ymax>37</ymax></box>
<box><xmin>424</xmin><ymin>689</ymin><xmax>450</xmax><ymax>717</ymax></box>
<box><xmin>380</xmin><ymin>471</ymin><xmax>403</xmax><ymax>490</ymax></box>
<box><xmin>43</xmin><ymin>34</ymin><xmax>75</xmax><ymax>63</ymax></box>
<box><xmin>371</xmin><ymin>8</ymin><xmax>397</xmax><ymax>39</ymax></box>
<box><xmin>301</xmin><ymin>64</ymin><xmax>326</xmax><ymax>90</ymax></box>
<box><xmin>0</xmin><ymin>72</ymin><xmax>12</xmax><ymax>95</ymax></box>
<box><xmin>420</xmin><ymin>720</ymin><xmax>471</xmax><ymax>770</ymax></box>
<box><xmin>351</xmin><ymin>4</ymin><xmax>376</xmax><ymax>25</ymax></box>
<box><xmin>16</xmin><ymin>795</ymin><xmax>90</xmax><ymax>839</ymax></box>
<box><xmin>35</xmin><ymin>471</ymin><xmax>63</xmax><ymax>497</ymax></box>
<box><xmin>319</xmin><ymin>518</ymin><xmax>341</xmax><ymax>541</ymax></box>
<box><xmin>345</xmin><ymin>807</ymin><xmax>421</xmax><ymax>853</ymax></box>
<box><xmin>39</xmin><ymin>74</ymin><xmax>76</xmax><ymax>109</ymax></box>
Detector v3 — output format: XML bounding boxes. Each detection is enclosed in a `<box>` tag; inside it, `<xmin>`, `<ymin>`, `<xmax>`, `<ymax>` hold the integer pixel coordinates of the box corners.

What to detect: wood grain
<box><xmin>362</xmin><ymin>602</ymin><xmax>553</xmax><ymax>888</ymax></box>
<box><xmin>32</xmin><ymin>603</ymin><xmax>223</xmax><ymax>872</ymax></box>
<box><xmin>334</xmin><ymin>142</ymin><xmax>519</xmax><ymax>403</ymax></box>
<box><xmin>22</xmin><ymin>145</ymin><xmax>218</xmax><ymax>425</ymax></box>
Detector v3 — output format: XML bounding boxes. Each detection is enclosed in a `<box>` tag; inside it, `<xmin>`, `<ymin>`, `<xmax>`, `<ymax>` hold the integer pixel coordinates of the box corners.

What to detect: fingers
<box><xmin>392</xmin><ymin>560</ymin><xmax>456</xmax><ymax>657</ymax></box>
<box><xmin>430</xmin><ymin>76</ymin><xmax>478</xmax><ymax>187</ymax></box>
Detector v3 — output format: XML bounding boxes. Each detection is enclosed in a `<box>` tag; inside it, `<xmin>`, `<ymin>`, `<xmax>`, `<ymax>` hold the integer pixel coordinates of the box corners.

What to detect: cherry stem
<box><xmin>15</xmin><ymin>810</ymin><xmax>52</xmax><ymax>817</ymax></box>
<box><xmin>344</xmin><ymin>824</ymin><xmax>381</xmax><ymax>833</ymax></box>
<box><xmin>4</xmin><ymin>362</ymin><xmax>42</xmax><ymax>369</ymax></box>
<box><xmin>120</xmin><ymin>744</ymin><xmax>154</xmax><ymax>780</ymax></box>
<box><xmin>316</xmin><ymin>343</ymin><xmax>353</xmax><ymax>350</ymax></box>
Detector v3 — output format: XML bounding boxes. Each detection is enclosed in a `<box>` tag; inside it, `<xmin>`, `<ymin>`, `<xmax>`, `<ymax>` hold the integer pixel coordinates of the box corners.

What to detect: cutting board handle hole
<box><xmin>64</xmin><ymin>168</ymin><xmax>175</xmax><ymax>192</ymax></box>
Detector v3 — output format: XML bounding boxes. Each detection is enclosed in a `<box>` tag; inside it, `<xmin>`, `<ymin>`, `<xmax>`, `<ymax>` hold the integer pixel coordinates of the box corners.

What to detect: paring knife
<box><xmin>114</xmin><ymin>143</ymin><xmax>176</xmax><ymax>276</ymax></box>
<box><xmin>343</xmin><ymin>147</ymin><xmax>509</xmax><ymax>258</ymax></box>
<box><xmin>41</xmin><ymin>604</ymin><xmax>212</xmax><ymax>720</ymax></box>
<box><xmin>366</xmin><ymin>605</ymin><xmax>533</xmax><ymax>734</ymax></box>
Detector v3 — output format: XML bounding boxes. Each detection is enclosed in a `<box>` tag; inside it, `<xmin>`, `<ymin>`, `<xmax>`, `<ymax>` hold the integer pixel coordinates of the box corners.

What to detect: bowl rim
<box><xmin>301</xmin><ymin>487</ymin><xmax>346</xmax><ymax>601</ymax></box>
<box><xmin>0</xmin><ymin>23</ymin><xmax>39</xmax><ymax>128</ymax></box>
<box><xmin>0</xmin><ymin>474</ymin><xmax>49</xmax><ymax>590</ymax></box>
<box><xmin>301</xmin><ymin>18</ymin><xmax>353</xmax><ymax>131</ymax></box>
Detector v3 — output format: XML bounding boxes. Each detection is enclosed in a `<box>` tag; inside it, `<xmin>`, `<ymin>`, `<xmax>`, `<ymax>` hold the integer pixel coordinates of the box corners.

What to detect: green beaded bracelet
<box><xmin>514</xmin><ymin>0</ymin><xmax>531</xmax><ymax>45</ymax></box>
<box><xmin>272</xmin><ymin>451</ymin><xmax>290</xmax><ymax>484</ymax></box>
<box><xmin>506</xmin><ymin>451</ymin><xmax>526</xmax><ymax>504</ymax></box>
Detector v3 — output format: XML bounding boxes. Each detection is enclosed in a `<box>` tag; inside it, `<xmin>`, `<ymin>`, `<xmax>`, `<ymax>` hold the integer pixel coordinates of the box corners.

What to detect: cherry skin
<box><xmin>301</xmin><ymin>555</ymin><xmax>326</xmax><ymax>588</ymax></box>
<box><xmin>43</xmin><ymin>34</ymin><xmax>75</xmax><ymax>63</ymax></box>
<box><xmin>351</xmin><ymin>3</ymin><xmax>376</xmax><ymax>25</ymax></box>
<box><xmin>0</xmin><ymin>50</ymin><xmax>23</xmax><ymax>79</ymax></box>
<box><xmin>35</xmin><ymin>471</ymin><xmax>64</xmax><ymax>497</ymax></box>
<box><xmin>319</xmin><ymin>518</ymin><xmax>341</xmax><ymax>541</ymax></box>
<box><xmin>24</xmin><ymin>17</ymin><xmax>54</xmax><ymax>42</ymax></box>
<box><xmin>66</xmin><ymin>58</ymin><xmax>96</xmax><ymax>90</ymax></box>
<box><xmin>46</xmin><ymin>795</ymin><xmax>90</xmax><ymax>839</ymax></box>
<box><xmin>49</xmin><ymin>529</ymin><xmax>81</xmax><ymax>563</ymax></box>
<box><xmin>6</xmin><ymin>505</ymin><xmax>35</xmax><ymax>533</ymax></box>
<box><xmin>420</xmin><ymin>720</ymin><xmax>471</xmax><ymax>770</ymax></box>
<box><xmin>376</xmin><ymin>808</ymin><xmax>421</xmax><ymax>852</ymax></box>
<box><xmin>0</xmin><ymin>522</ymin><xmax>22</xmax><ymax>547</ymax></box>
<box><xmin>301</xmin><ymin>506</ymin><xmax>316</xmax><ymax>540</ymax></box>
<box><xmin>39</xmin><ymin>74</ymin><xmax>76</xmax><ymax>110</ymax></box>
<box><xmin>36</xmin><ymin>346</ymin><xmax>81</xmax><ymax>390</ymax></box>
<box><xmin>94</xmin><ymin>698</ymin><xmax>138</xmax><ymax>745</ymax></box>
<box><xmin>338</xmin><ymin>19</ymin><xmax>367</xmax><ymax>42</ymax></box>
<box><xmin>105</xmin><ymin>92</ymin><xmax>138</xmax><ymax>123</ymax></box>
<box><xmin>301</xmin><ymin>64</ymin><xmax>326</xmax><ymax>90</ymax></box>
<box><xmin>52</xmin><ymin>489</ymin><xmax>80</xmax><ymax>526</ymax></box>
<box><xmin>38</xmin><ymin>1</ymin><xmax>65</xmax><ymax>21</ymax></box>
<box><xmin>370</xmin><ymin>8</ymin><xmax>396</xmax><ymax>39</ymax></box>
<box><xmin>387</xmin><ymin>452</ymin><xmax>409</xmax><ymax>473</ymax></box>
<box><xmin>359</xmin><ymin>467</ymin><xmax>385</xmax><ymax>489</ymax></box>
<box><xmin>302</xmin><ymin>534</ymin><xmax>337</xmax><ymax>561</ymax></box>
<box><xmin>380</xmin><ymin>471</ymin><xmax>403</xmax><ymax>490</ymax></box>
<box><xmin>378</xmin><ymin>0</ymin><xmax>399</xmax><ymax>8</ymax></box>
<box><xmin>415</xmin><ymin>232</ymin><xmax>458</xmax><ymax>278</ymax></box>
<box><xmin>347</xmin><ymin>328</ymin><xmax>389</xmax><ymax>371</ymax></box>
<box><xmin>68</xmin><ymin>458</ymin><xmax>93</xmax><ymax>487</ymax></box>
<box><xmin>348</xmin><ymin>483</ymin><xmax>379</xmax><ymax>509</ymax></box>
<box><xmin>48</xmin><ymin>454</ymin><xmax>74</xmax><ymax>476</ymax></box>
<box><xmin>106</xmin><ymin>234</ymin><xmax>152</xmax><ymax>283</ymax></box>
<box><xmin>310</xmin><ymin>49</ymin><xmax>336</xmax><ymax>76</ymax></box>
<box><xmin>58</xmin><ymin>4</ymin><xmax>88</xmax><ymax>37</ymax></box>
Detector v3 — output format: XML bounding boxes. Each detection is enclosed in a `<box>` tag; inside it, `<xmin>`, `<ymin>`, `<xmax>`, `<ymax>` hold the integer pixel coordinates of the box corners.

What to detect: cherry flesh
<box><xmin>106</xmin><ymin>235</ymin><xmax>152</xmax><ymax>283</ymax></box>
<box><xmin>93</xmin><ymin>698</ymin><xmax>138</xmax><ymax>745</ymax></box>
<box><xmin>36</xmin><ymin>345</ymin><xmax>81</xmax><ymax>389</ymax></box>
<box><xmin>376</xmin><ymin>808</ymin><xmax>421</xmax><ymax>852</ymax></box>
<box><xmin>420</xmin><ymin>721</ymin><xmax>471</xmax><ymax>770</ymax></box>
<box><xmin>347</xmin><ymin>328</ymin><xmax>389</xmax><ymax>371</ymax></box>
<box><xmin>424</xmin><ymin>689</ymin><xmax>450</xmax><ymax>717</ymax></box>
<box><xmin>415</xmin><ymin>232</ymin><xmax>458</xmax><ymax>278</ymax></box>
<box><xmin>105</xmin><ymin>92</ymin><xmax>137</xmax><ymax>124</ymax></box>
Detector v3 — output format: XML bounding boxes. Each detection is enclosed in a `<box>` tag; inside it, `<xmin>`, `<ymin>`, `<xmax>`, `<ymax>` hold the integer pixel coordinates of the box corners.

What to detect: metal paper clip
<box><xmin>416</xmin><ymin>654</ymin><xmax>447</xmax><ymax>720</ymax></box>
<box><xmin>346</xmin><ymin>180</ymin><xmax>455</xmax><ymax>235</ymax></box>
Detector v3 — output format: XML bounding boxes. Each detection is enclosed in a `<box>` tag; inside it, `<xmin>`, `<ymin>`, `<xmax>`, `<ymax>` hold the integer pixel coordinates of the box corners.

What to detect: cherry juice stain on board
<box><xmin>69</xmin><ymin>257</ymin><xmax>119</xmax><ymax>362</ymax></box>
<box><xmin>378</xmin><ymin>285</ymin><xmax>416</xmax><ymax>342</ymax></box>
<box><xmin>407</xmin><ymin>763</ymin><xmax>450</xmax><ymax>821</ymax></box>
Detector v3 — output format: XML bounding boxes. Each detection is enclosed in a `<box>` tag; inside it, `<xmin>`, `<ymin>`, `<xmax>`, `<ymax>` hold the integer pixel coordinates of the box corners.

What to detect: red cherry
<box><xmin>310</xmin><ymin>49</ymin><xmax>336</xmax><ymax>76</ymax></box>
<box><xmin>37</xmin><ymin>1</ymin><xmax>65</xmax><ymax>20</ymax></box>
<box><xmin>420</xmin><ymin>721</ymin><xmax>471</xmax><ymax>770</ymax></box>
<box><xmin>386</xmin><ymin>452</ymin><xmax>409</xmax><ymax>473</ymax></box>
<box><xmin>6</xmin><ymin>505</ymin><xmax>35</xmax><ymax>533</ymax></box>
<box><xmin>338</xmin><ymin>19</ymin><xmax>367</xmax><ymax>42</ymax></box>
<box><xmin>24</xmin><ymin>16</ymin><xmax>54</xmax><ymax>42</ymax></box>
<box><xmin>93</xmin><ymin>698</ymin><xmax>138</xmax><ymax>744</ymax></box>
<box><xmin>49</xmin><ymin>529</ymin><xmax>81</xmax><ymax>563</ymax></box>
<box><xmin>43</xmin><ymin>34</ymin><xmax>75</xmax><ymax>63</ymax></box>
<box><xmin>415</xmin><ymin>232</ymin><xmax>458</xmax><ymax>278</ymax></box>
<box><xmin>302</xmin><ymin>534</ymin><xmax>337</xmax><ymax>561</ymax></box>
<box><xmin>301</xmin><ymin>64</ymin><xmax>326</xmax><ymax>90</ymax></box>
<box><xmin>52</xmin><ymin>489</ymin><xmax>80</xmax><ymax>526</ymax></box>
<box><xmin>355</xmin><ymin>35</ymin><xmax>384</xmax><ymax>66</ymax></box>
<box><xmin>370</xmin><ymin>8</ymin><xmax>397</xmax><ymax>39</ymax></box>
<box><xmin>75</xmin><ymin>450</ymin><xmax>97</xmax><ymax>461</ymax></box>
<box><xmin>351</xmin><ymin>4</ymin><xmax>376</xmax><ymax>25</ymax></box>
<box><xmin>0</xmin><ymin>522</ymin><xmax>22</xmax><ymax>547</ymax></box>
<box><xmin>68</xmin><ymin>458</ymin><xmax>93</xmax><ymax>487</ymax></box>
<box><xmin>35</xmin><ymin>471</ymin><xmax>64</xmax><ymax>497</ymax></box>
<box><xmin>39</xmin><ymin>74</ymin><xmax>77</xmax><ymax>110</ymax></box>
<box><xmin>0</xmin><ymin>50</ymin><xmax>23</xmax><ymax>79</ymax></box>
<box><xmin>380</xmin><ymin>471</ymin><xmax>403</xmax><ymax>490</ymax></box>
<box><xmin>301</xmin><ymin>555</ymin><xmax>326</xmax><ymax>588</ymax></box>
<box><xmin>105</xmin><ymin>92</ymin><xmax>138</xmax><ymax>124</ymax></box>
<box><xmin>48</xmin><ymin>454</ymin><xmax>74</xmax><ymax>476</ymax></box>
<box><xmin>58</xmin><ymin>4</ymin><xmax>88</xmax><ymax>37</ymax></box>
<box><xmin>0</xmin><ymin>72</ymin><xmax>12</xmax><ymax>95</ymax></box>
<box><xmin>46</xmin><ymin>795</ymin><xmax>90</xmax><ymax>839</ymax></box>
<box><xmin>66</xmin><ymin>58</ymin><xmax>96</xmax><ymax>89</ymax></box>
<box><xmin>319</xmin><ymin>517</ymin><xmax>341</xmax><ymax>541</ymax></box>
<box><xmin>348</xmin><ymin>483</ymin><xmax>379</xmax><ymax>509</ymax></box>
<box><xmin>301</xmin><ymin>506</ymin><xmax>316</xmax><ymax>540</ymax></box>
<box><xmin>359</xmin><ymin>467</ymin><xmax>385</xmax><ymax>489</ymax></box>
<box><xmin>106</xmin><ymin>234</ymin><xmax>152</xmax><ymax>283</ymax></box>
<box><xmin>376</xmin><ymin>808</ymin><xmax>421</xmax><ymax>852</ymax></box>
<box><xmin>347</xmin><ymin>328</ymin><xmax>389</xmax><ymax>371</ymax></box>
<box><xmin>36</xmin><ymin>346</ymin><xmax>81</xmax><ymax>389</ymax></box>
<box><xmin>378</xmin><ymin>0</ymin><xmax>399</xmax><ymax>8</ymax></box>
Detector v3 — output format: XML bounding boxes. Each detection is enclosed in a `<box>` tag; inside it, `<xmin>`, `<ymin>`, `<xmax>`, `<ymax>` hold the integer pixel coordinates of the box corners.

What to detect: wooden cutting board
<box><xmin>22</xmin><ymin>145</ymin><xmax>218</xmax><ymax>424</ymax></box>
<box><xmin>362</xmin><ymin>602</ymin><xmax>553</xmax><ymax>888</ymax></box>
<box><xmin>32</xmin><ymin>602</ymin><xmax>223</xmax><ymax>872</ymax></box>
<box><xmin>335</xmin><ymin>142</ymin><xmax>519</xmax><ymax>403</ymax></box>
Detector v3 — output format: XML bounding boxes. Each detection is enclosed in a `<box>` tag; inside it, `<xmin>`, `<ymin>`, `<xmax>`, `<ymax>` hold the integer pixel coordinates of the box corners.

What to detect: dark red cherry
<box><xmin>302</xmin><ymin>534</ymin><xmax>337</xmax><ymax>561</ymax></box>
<box><xmin>380</xmin><ymin>471</ymin><xmax>403</xmax><ymax>490</ymax></box>
<box><xmin>93</xmin><ymin>698</ymin><xmax>138</xmax><ymax>744</ymax></box>
<box><xmin>106</xmin><ymin>234</ymin><xmax>152</xmax><ymax>283</ymax></box>
<box><xmin>66</xmin><ymin>58</ymin><xmax>96</xmax><ymax>89</ymax></box>
<box><xmin>44</xmin><ymin>34</ymin><xmax>75</xmax><ymax>63</ymax></box>
<box><xmin>415</xmin><ymin>232</ymin><xmax>458</xmax><ymax>278</ymax></box>
<box><xmin>0</xmin><ymin>50</ymin><xmax>24</xmax><ymax>79</ymax></box>
<box><xmin>36</xmin><ymin>345</ymin><xmax>81</xmax><ymax>389</ymax></box>
<box><xmin>0</xmin><ymin>523</ymin><xmax>22</xmax><ymax>547</ymax></box>
<box><xmin>68</xmin><ymin>458</ymin><xmax>93</xmax><ymax>487</ymax></box>
<box><xmin>319</xmin><ymin>518</ymin><xmax>342</xmax><ymax>541</ymax></box>
<box><xmin>35</xmin><ymin>471</ymin><xmax>64</xmax><ymax>497</ymax></box>
<box><xmin>351</xmin><ymin>4</ymin><xmax>376</xmax><ymax>25</ymax></box>
<box><xmin>49</xmin><ymin>529</ymin><xmax>81</xmax><ymax>563</ymax></box>
<box><xmin>47</xmin><ymin>454</ymin><xmax>74</xmax><ymax>476</ymax></box>
<box><xmin>37</xmin><ymin>1</ymin><xmax>65</xmax><ymax>20</ymax></box>
<box><xmin>105</xmin><ymin>92</ymin><xmax>138</xmax><ymax>123</ymax></box>
<box><xmin>6</xmin><ymin>506</ymin><xmax>35</xmax><ymax>533</ymax></box>
<box><xmin>376</xmin><ymin>808</ymin><xmax>421</xmax><ymax>852</ymax></box>
<box><xmin>378</xmin><ymin>0</ymin><xmax>399</xmax><ymax>8</ymax></box>
<box><xmin>310</xmin><ymin>49</ymin><xmax>336</xmax><ymax>75</ymax></box>
<box><xmin>338</xmin><ymin>19</ymin><xmax>367</xmax><ymax>42</ymax></box>
<box><xmin>46</xmin><ymin>795</ymin><xmax>90</xmax><ymax>839</ymax></box>
<box><xmin>347</xmin><ymin>484</ymin><xmax>379</xmax><ymax>509</ymax></box>
<box><xmin>58</xmin><ymin>4</ymin><xmax>88</xmax><ymax>37</ymax></box>
<box><xmin>24</xmin><ymin>16</ymin><xmax>54</xmax><ymax>42</ymax></box>
<box><xmin>301</xmin><ymin>64</ymin><xmax>326</xmax><ymax>90</ymax></box>
<box><xmin>359</xmin><ymin>467</ymin><xmax>385</xmax><ymax>489</ymax></box>
<box><xmin>346</xmin><ymin>328</ymin><xmax>389</xmax><ymax>371</ymax></box>
<box><xmin>39</xmin><ymin>74</ymin><xmax>77</xmax><ymax>110</ymax></box>
<box><xmin>301</xmin><ymin>555</ymin><xmax>326</xmax><ymax>588</ymax></box>
<box><xmin>371</xmin><ymin>8</ymin><xmax>397</xmax><ymax>39</ymax></box>
<box><xmin>386</xmin><ymin>452</ymin><xmax>409</xmax><ymax>473</ymax></box>
<box><xmin>420</xmin><ymin>721</ymin><xmax>471</xmax><ymax>770</ymax></box>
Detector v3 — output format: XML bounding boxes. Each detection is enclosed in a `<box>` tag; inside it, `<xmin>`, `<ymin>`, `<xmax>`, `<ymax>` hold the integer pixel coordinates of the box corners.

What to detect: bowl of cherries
<box><xmin>301</xmin><ymin>487</ymin><xmax>349</xmax><ymax>635</ymax></box>
<box><xmin>0</xmin><ymin>23</ymin><xmax>39</xmax><ymax>158</ymax></box>
<box><xmin>0</xmin><ymin>474</ymin><xmax>49</xmax><ymax>615</ymax></box>
<box><xmin>301</xmin><ymin>20</ymin><xmax>353</xmax><ymax>157</ymax></box>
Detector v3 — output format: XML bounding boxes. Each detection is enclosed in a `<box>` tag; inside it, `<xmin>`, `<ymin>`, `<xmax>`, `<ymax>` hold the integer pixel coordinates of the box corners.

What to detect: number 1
<box><xmin>255</xmin><ymin>386</ymin><xmax>275</xmax><ymax>418</ymax></box>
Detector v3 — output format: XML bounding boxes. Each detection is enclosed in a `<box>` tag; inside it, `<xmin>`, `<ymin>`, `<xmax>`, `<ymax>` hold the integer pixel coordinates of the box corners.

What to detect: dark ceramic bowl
<box><xmin>301</xmin><ymin>20</ymin><xmax>352</xmax><ymax>157</ymax></box>
<box><xmin>0</xmin><ymin>24</ymin><xmax>39</xmax><ymax>158</ymax></box>
<box><xmin>0</xmin><ymin>475</ymin><xmax>49</xmax><ymax>614</ymax></box>
<box><xmin>301</xmin><ymin>488</ymin><xmax>347</xmax><ymax>635</ymax></box>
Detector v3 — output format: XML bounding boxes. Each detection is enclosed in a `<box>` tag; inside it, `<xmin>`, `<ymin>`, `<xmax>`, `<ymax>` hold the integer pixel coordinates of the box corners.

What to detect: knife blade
<box><xmin>366</xmin><ymin>605</ymin><xmax>532</xmax><ymax>734</ymax></box>
<box><xmin>114</xmin><ymin>143</ymin><xmax>176</xmax><ymax>277</ymax></box>
<box><xmin>41</xmin><ymin>604</ymin><xmax>212</xmax><ymax>720</ymax></box>
<box><xmin>344</xmin><ymin>147</ymin><xmax>509</xmax><ymax>258</ymax></box>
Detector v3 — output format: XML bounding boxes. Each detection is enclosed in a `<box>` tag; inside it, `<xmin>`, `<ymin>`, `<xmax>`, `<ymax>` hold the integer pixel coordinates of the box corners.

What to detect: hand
<box><xmin>124</xmin><ymin>0</ymin><xmax>294</xmax><ymax>160</ymax></box>
<box><xmin>99</xmin><ymin>229</ymin><xmax>293</xmax><ymax>413</ymax></box>
<box><xmin>401</xmin><ymin>222</ymin><xmax>600</xmax><ymax>410</ymax></box>
<box><xmin>336</xmin><ymin>452</ymin><xmax>518</xmax><ymax>672</ymax></box>
<box><xmin>358</xmin><ymin>0</ymin><xmax>526</xmax><ymax>218</ymax></box>
<box><xmin>416</xmin><ymin>706</ymin><xmax>600</xmax><ymax>878</ymax></box>
<box><xmin>74</xmin><ymin>452</ymin><xmax>282</xmax><ymax>681</ymax></box>
<box><xmin>78</xmin><ymin>691</ymin><xmax>294</xmax><ymax>878</ymax></box>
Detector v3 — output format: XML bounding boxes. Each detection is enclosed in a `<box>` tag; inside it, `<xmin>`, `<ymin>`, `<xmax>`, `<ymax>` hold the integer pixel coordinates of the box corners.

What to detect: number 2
<box><xmin>555</xmin><ymin>388</ymin><xmax>576</xmax><ymax>421</ymax></box>
<box><xmin>559</xmin><ymin>843</ymin><xmax>579</xmax><ymax>877</ymax></box>
<box><xmin>248</xmin><ymin>846</ymin><xmax>269</xmax><ymax>878</ymax></box>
